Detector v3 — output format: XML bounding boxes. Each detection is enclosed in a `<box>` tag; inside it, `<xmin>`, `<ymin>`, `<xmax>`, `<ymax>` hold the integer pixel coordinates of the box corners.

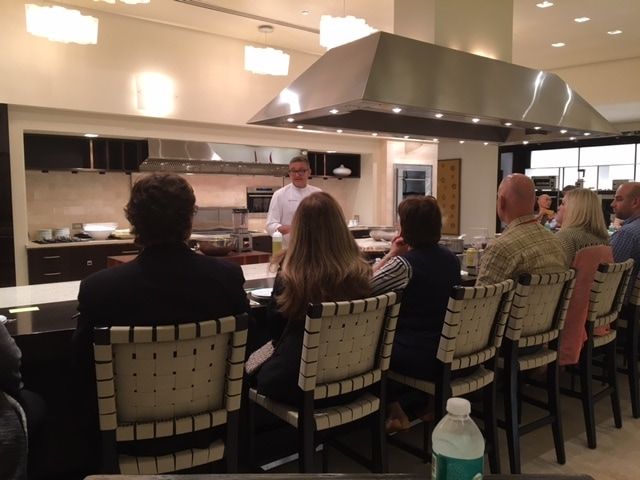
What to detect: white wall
<box><xmin>0</xmin><ymin>0</ymin><xmax>317</xmax><ymax>126</ymax></box>
<box><xmin>437</xmin><ymin>141</ymin><xmax>498</xmax><ymax>237</ymax></box>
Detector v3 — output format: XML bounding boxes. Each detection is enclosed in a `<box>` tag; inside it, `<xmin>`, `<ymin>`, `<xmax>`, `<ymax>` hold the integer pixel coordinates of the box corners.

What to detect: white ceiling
<box><xmin>57</xmin><ymin>0</ymin><xmax>640</xmax><ymax>70</ymax></box>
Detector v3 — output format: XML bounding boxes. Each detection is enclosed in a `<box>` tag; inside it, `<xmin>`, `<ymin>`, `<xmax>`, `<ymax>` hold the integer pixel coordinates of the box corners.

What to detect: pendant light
<box><xmin>319</xmin><ymin>0</ymin><xmax>377</xmax><ymax>50</ymax></box>
<box><xmin>244</xmin><ymin>25</ymin><xmax>290</xmax><ymax>76</ymax></box>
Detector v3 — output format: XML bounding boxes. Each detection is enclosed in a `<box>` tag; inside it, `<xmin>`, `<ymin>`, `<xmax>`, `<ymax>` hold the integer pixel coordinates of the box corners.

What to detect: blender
<box><xmin>231</xmin><ymin>208</ymin><xmax>252</xmax><ymax>252</ymax></box>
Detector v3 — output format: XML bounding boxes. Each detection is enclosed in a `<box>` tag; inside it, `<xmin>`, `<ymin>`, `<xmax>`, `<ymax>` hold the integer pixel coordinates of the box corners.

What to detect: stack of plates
<box><xmin>249</xmin><ymin>288</ymin><xmax>273</xmax><ymax>301</ymax></box>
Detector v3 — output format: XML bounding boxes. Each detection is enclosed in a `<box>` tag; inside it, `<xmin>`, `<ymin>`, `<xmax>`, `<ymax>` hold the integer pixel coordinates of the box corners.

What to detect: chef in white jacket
<box><xmin>266</xmin><ymin>155</ymin><xmax>321</xmax><ymax>242</ymax></box>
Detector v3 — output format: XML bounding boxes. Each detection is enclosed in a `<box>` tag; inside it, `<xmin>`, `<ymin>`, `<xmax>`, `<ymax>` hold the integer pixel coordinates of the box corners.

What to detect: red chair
<box><xmin>559</xmin><ymin>245</ymin><xmax>614</xmax><ymax>366</ymax></box>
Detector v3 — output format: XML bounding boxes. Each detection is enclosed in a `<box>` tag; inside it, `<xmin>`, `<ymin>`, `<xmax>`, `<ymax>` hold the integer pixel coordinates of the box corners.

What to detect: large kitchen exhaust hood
<box><xmin>140</xmin><ymin>139</ymin><xmax>295</xmax><ymax>175</ymax></box>
<box><xmin>249</xmin><ymin>32</ymin><xmax>618</xmax><ymax>144</ymax></box>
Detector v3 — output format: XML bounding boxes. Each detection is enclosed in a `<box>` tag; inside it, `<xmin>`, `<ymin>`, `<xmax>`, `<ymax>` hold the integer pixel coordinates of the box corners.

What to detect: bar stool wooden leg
<box><xmin>548</xmin><ymin>361</ymin><xmax>565</xmax><ymax>464</ymax></box>
<box><xmin>484</xmin><ymin>378</ymin><xmax>501</xmax><ymax>474</ymax></box>
<box><xmin>579</xmin><ymin>348</ymin><xmax>597</xmax><ymax>449</ymax></box>
<box><xmin>607</xmin><ymin>341</ymin><xmax>623</xmax><ymax>429</ymax></box>
<box><xmin>504</xmin><ymin>353</ymin><xmax>521</xmax><ymax>473</ymax></box>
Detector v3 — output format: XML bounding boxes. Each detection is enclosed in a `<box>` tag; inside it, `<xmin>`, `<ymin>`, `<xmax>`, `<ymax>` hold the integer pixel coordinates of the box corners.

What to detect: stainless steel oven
<box><xmin>394</xmin><ymin>164</ymin><xmax>433</xmax><ymax>210</ymax></box>
<box><xmin>247</xmin><ymin>186</ymin><xmax>277</xmax><ymax>213</ymax></box>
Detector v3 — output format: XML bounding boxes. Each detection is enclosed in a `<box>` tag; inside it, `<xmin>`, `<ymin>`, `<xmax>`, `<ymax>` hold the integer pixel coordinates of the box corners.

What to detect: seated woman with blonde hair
<box><xmin>555</xmin><ymin>188</ymin><xmax>609</xmax><ymax>264</ymax></box>
<box><xmin>252</xmin><ymin>192</ymin><xmax>410</xmax><ymax>405</ymax></box>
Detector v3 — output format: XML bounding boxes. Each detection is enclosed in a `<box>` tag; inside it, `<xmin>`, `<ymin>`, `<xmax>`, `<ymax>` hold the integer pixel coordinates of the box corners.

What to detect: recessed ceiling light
<box><xmin>483</xmin><ymin>142</ymin><xmax>489</xmax><ymax>146</ymax></box>
<box><xmin>371</xmin><ymin>132</ymin><xmax>378</xmax><ymax>136</ymax></box>
<box><xmin>84</xmin><ymin>133</ymin><xmax>99</xmax><ymax>138</ymax></box>
<box><xmin>570</xmin><ymin>136</ymin><xmax>576</xmax><ymax>140</ymax></box>
<box><xmin>392</xmin><ymin>107</ymin><xmax>402</xmax><ymax>113</ymax></box>
<box><xmin>329</xmin><ymin>108</ymin><xmax>339</xmax><ymax>114</ymax></box>
<box><xmin>608</xmin><ymin>30</ymin><xmax>623</xmax><ymax>35</ymax></box>
<box><xmin>459</xmin><ymin>140</ymin><xmax>465</xmax><ymax>144</ymax></box>
<box><xmin>286</xmin><ymin>117</ymin><xmax>295</xmax><ymax>122</ymax></box>
<box><xmin>472</xmin><ymin>118</ymin><xmax>480</xmax><ymax>123</ymax></box>
<box><xmin>403</xmin><ymin>135</ymin><xmax>410</xmax><ymax>139</ymax></box>
<box><xmin>560</xmin><ymin>129</ymin><xmax>567</xmax><ymax>134</ymax></box>
<box><xmin>574</xmin><ymin>17</ymin><xmax>590</xmax><ymax>23</ymax></box>
<box><xmin>432</xmin><ymin>138</ymin><xmax>438</xmax><ymax>142</ymax></box>
<box><xmin>536</xmin><ymin>1</ymin><xmax>554</xmax><ymax>8</ymax></box>
<box><xmin>326</xmin><ymin>150</ymin><xmax>336</xmax><ymax>153</ymax></box>
<box><xmin>534</xmin><ymin>126</ymin><xmax>542</xmax><ymax>130</ymax></box>
<box><xmin>584</xmin><ymin>132</ymin><xmax>591</xmax><ymax>136</ymax></box>
<box><xmin>523</xmin><ymin>140</ymin><xmax>529</xmax><ymax>145</ymax></box>
<box><xmin>336</xmin><ymin>129</ymin><xmax>343</xmax><ymax>133</ymax></box>
<box><xmin>435</xmin><ymin>113</ymin><xmax>444</xmax><ymax>118</ymax></box>
<box><xmin>551</xmin><ymin>42</ymin><xmax>566</xmax><ymax>48</ymax></box>
<box><xmin>301</xmin><ymin>9</ymin><xmax>310</xmax><ymax>15</ymax></box>
<box><xmin>296</xmin><ymin>125</ymin><xmax>304</xmax><ymax>129</ymax></box>
<box><xmin>504</xmin><ymin>122</ymin><xmax>513</xmax><ymax>126</ymax></box>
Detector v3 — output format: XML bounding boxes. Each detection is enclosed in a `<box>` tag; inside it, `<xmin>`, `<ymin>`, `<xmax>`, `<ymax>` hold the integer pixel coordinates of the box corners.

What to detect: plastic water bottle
<box><xmin>272</xmin><ymin>230</ymin><xmax>283</xmax><ymax>255</ymax></box>
<box><xmin>431</xmin><ymin>397</ymin><xmax>484</xmax><ymax>480</ymax></box>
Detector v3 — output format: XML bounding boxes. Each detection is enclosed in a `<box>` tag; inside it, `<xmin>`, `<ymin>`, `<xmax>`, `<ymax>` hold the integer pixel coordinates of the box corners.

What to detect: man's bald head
<box><xmin>497</xmin><ymin>174</ymin><xmax>536</xmax><ymax>224</ymax></box>
<box><xmin>612</xmin><ymin>182</ymin><xmax>640</xmax><ymax>220</ymax></box>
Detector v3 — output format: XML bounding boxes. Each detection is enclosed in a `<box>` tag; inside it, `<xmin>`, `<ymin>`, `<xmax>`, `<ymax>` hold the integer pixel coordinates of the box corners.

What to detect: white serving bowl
<box><xmin>83</xmin><ymin>222</ymin><xmax>117</xmax><ymax>240</ymax></box>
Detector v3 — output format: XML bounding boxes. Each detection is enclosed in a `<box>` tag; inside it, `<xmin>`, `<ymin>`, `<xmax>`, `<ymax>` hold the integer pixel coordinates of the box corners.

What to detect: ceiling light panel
<box><xmin>551</xmin><ymin>42</ymin><xmax>565</xmax><ymax>47</ymax></box>
<box><xmin>536</xmin><ymin>1</ymin><xmax>554</xmax><ymax>8</ymax></box>
<box><xmin>607</xmin><ymin>30</ymin><xmax>623</xmax><ymax>35</ymax></box>
<box><xmin>574</xmin><ymin>17</ymin><xmax>590</xmax><ymax>23</ymax></box>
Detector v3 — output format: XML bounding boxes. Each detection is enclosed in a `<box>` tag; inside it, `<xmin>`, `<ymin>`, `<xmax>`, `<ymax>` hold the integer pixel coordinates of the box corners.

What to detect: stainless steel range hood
<box><xmin>139</xmin><ymin>139</ymin><xmax>295</xmax><ymax>176</ymax></box>
<box><xmin>249</xmin><ymin>32</ymin><xmax>618</xmax><ymax>144</ymax></box>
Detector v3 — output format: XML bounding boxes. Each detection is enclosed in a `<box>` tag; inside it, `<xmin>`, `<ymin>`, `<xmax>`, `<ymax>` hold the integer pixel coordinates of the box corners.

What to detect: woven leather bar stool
<box><xmin>92</xmin><ymin>314</ymin><xmax>248</xmax><ymax>474</ymax></box>
<box><xmin>500</xmin><ymin>269</ymin><xmax>576</xmax><ymax>474</ymax></box>
<box><xmin>388</xmin><ymin>279</ymin><xmax>515</xmax><ymax>474</ymax></box>
<box><xmin>616</xmin><ymin>272</ymin><xmax>640</xmax><ymax>418</ymax></box>
<box><xmin>248</xmin><ymin>291</ymin><xmax>401</xmax><ymax>473</ymax></box>
<box><xmin>561</xmin><ymin>259</ymin><xmax>633</xmax><ymax>449</ymax></box>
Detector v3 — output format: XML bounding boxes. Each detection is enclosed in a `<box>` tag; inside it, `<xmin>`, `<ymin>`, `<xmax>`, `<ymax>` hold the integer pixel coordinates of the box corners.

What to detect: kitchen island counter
<box><xmin>1</xmin><ymin>262</ymin><xmax>275</xmax><ymax>310</ymax></box>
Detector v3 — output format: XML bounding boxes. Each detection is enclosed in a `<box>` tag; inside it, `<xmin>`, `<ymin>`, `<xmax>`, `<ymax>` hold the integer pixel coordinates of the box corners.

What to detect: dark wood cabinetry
<box><xmin>307</xmin><ymin>151</ymin><xmax>361</xmax><ymax>178</ymax></box>
<box><xmin>28</xmin><ymin>243</ymin><xmax>140</xmax><ymax>284</ymax></box>
<box><xmin>24</xmin><ymin>134</ymin><xmax>147</xmax><ymax>172</ymax></box>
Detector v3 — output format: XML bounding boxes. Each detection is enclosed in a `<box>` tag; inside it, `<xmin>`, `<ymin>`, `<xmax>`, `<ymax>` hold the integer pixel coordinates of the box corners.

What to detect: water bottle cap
<box><xmin>446</xmin><ymin>397</ymin><xmax>471</xmax><ymax>416</ymax></box>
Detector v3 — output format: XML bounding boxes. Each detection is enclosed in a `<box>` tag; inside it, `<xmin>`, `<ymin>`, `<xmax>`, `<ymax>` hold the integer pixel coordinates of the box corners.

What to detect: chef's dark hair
<box><xmin>398</xmin><ymin>196</ymin><xmax>442</xmax><ymax>248</ymax></box>
<box><xmin>125</xmin><ymin>173</ymin><xmax>196</xmax><ymax>247</ymax></box>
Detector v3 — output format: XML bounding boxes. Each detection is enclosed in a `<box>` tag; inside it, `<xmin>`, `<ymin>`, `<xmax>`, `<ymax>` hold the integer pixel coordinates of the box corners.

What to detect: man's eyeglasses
<box><xmin>289</xmin><ymin>169</ymin><xmax>309</xmax><ymax>175</ymax></box>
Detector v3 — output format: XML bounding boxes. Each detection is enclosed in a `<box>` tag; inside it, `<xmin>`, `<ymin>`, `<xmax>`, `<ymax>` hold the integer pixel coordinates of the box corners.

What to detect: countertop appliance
<box><xmin>192</xmin><ymin>206</ymin><xmax>253</xmax><ymax>252</ymax></box>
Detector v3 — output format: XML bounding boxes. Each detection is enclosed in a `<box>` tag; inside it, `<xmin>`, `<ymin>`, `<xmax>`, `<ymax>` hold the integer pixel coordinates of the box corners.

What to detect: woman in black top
<box><xmin>253</xmin><ymin>192</ymin><xmax>372</xmax><ymax>406</ymax></box>
<box><xmin>373</xmin><ymin>196</ymin><xmax>460</xmax><ymax>431</ymax></box>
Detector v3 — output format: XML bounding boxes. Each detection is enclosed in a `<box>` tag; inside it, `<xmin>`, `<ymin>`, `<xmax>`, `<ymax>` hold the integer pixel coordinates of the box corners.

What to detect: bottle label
<box><xmin>431</xmin><ymin>452</ymin><xmax>483</xmax><ymax>480</ymax></box>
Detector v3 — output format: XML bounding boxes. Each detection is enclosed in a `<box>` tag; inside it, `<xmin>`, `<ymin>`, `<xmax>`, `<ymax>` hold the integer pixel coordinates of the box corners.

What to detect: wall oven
<box><xmin>394</xmin><ymin>164</ymin><xmax>433</xmax><ymax>210</ymax></box>
<box><xmin>247</xmin><ymin>186</ymin><xmax>278</xmax><ymax>214</ymax></box>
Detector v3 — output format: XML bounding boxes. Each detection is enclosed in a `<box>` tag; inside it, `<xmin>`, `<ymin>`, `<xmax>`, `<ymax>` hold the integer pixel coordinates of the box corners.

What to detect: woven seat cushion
<box><xmin>118</xmin><ymin>439</ymin><xmax>224</xmax><ymax>474</ymax></box>
<box><xmin>593</xmin><ymin>330</ymin><xmax>617</xmax><ymax>348</ymax></box>
<box><xmin>389</xmin><ymin>366</ymin><xmax>494</xmax><ymax>397</ymax></box>
<box><xmin>248</xmin><ymin>388</ymin><xmax>380</xmax><ymax>431</ymax></box>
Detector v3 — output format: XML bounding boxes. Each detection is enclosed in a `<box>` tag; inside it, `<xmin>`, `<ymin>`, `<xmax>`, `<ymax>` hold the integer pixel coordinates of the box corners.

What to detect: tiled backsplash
<box><xmin>26</xmin><ymin>171</ymin><xmax>131</xmax><ymax>239</ymax></box>
<box><xmin>26</xmin><ymin>171</ymin><xmax>358</xmax><ymax>239</ymax></box>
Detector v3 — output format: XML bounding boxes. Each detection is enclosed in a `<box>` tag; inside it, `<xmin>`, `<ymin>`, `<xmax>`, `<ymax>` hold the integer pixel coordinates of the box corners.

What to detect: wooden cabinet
<box><xmin>28</xmin><ymin>243</ymin><xmax>140</xmax><ymax>284</ymax></box>
<box><xmin>307</xmin><ymin>152</ymin><xmax>361</xmax><ymax>179</ymax></box>
<box><xmin>24</xmin><ymin>134</ymin><xmax>147</xmax><ymax>172</ymax></box>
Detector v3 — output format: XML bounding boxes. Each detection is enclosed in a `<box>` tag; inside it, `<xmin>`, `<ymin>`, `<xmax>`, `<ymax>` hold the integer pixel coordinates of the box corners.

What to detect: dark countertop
<box><xmin>86</xmin><ymin>474</ymin><xmax>595</xmax><ymax>480</ymax></box>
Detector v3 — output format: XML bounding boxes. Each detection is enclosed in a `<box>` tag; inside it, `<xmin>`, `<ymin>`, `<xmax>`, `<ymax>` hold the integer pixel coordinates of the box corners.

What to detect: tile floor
<box><xmin>264</xmin><ymin>370</ymin><xmax>639</xmax><ymax>479</ymax></box>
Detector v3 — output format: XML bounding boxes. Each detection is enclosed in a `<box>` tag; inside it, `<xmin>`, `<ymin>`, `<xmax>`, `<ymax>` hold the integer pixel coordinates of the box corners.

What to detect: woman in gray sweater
<box><xmin>555</xmin><ymin>188</ymin><xmax>609</xmax><ymax>265</ymax></box>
